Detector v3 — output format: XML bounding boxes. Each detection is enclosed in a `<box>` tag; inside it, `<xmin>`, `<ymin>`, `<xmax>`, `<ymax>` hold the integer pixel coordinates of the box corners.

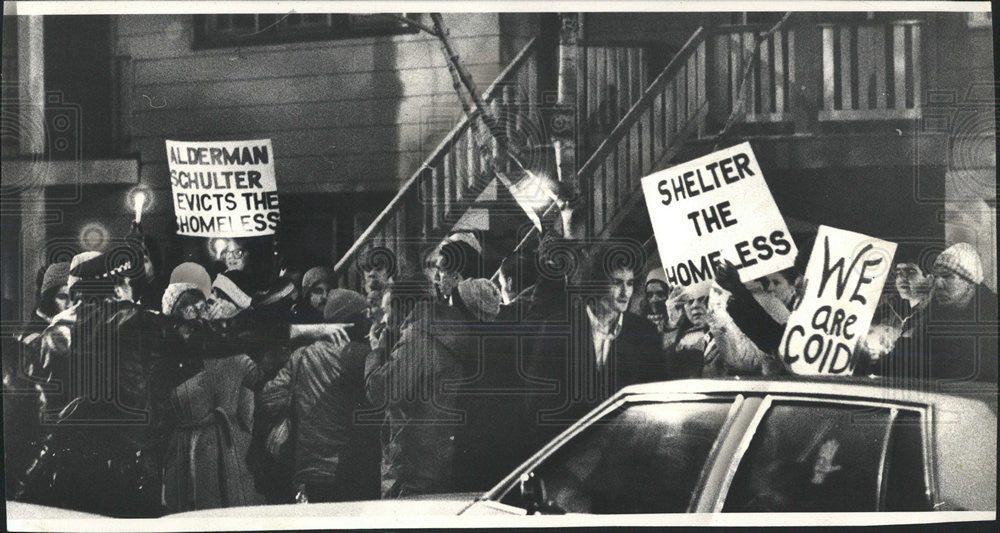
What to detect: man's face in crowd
<box><xmin>363</xmin><ymin>267</ymin><xmax>390</xmax><ymax>296</ymax></box>
<box><xmin>764</xmin><ymin>273</ymin><xmax>796</xmax><ymax>307</ymax></box>
<box><xmin>53</xmin><ymin>284</ymin><xmax>71</xmax><ymax>314</ymax></box>
<box><xmin>308</xmin><ymin>281</ymin><xmax>331</xmax><ymax>313</ymax></box>
<box><xmin>223</xmin><ymin>242</ymin><xmax>249</xmax><ymax>272</ymax></box>
<box><xmin>601</xmin><ymin>267</ymin><xmax>635</xmax><ymax>315</ymax></box>
<box><xmin>433</xmin><ymin>255</ymin><xmax>462</xmax><ymax>300</ymax></box>
<box><xmin>893</xmin><ymin>262</ymin><xmax>930</xmax><ymax>301</ymax></box>
<box><xmin>682</xmin><ymin>293</ymin><xmax>709</xmax><ymax>329</ymax></box>
<box><xmin>422</xmin><ymin>252</ymin><xmax>439</xmax><ymax>285</ymax></box>
<box><xmin>114</xmin><ymin>277</ymin><xmax>135</xmax><ymax>302</ymax></box>
<box><xmin>931</xmin><ymin>266</ymin><xmax>975</xmax><ymax>308</ymax></box>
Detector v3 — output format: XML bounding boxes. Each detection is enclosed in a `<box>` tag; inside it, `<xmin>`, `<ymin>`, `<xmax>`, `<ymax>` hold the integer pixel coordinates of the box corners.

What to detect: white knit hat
<box><xmin>934</xmin><ymin>243</ymin><xmax>984</xmax><ymax>284</ymax></box>
<box><xmin>162</xmin><ymin>282</ymin><xmax>201</xmax><ymax>316</ymax></box>
<box><xmin>212</xmin><ymin>272</ymin><xmax>252</xmax><ymax>309</ymax></box>
<box><xmin>645</xmin><ymin>267</ymin><xmax>670</xmax><ymax>289</ymax></box>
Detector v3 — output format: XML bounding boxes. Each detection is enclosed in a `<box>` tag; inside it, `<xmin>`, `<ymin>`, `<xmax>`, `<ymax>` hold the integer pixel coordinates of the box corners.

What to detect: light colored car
<box><xmin>8</xmin><ymin>377</ymin><xmax>996</xmax><ymax>525</ymax></box>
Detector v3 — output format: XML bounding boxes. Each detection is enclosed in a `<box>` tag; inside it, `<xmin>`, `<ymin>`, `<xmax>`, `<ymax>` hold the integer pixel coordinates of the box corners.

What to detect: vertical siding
<box><xmin>115</xmin><ymin>13</ymin><xmax>506</xmax><ymax>203</ymax></box>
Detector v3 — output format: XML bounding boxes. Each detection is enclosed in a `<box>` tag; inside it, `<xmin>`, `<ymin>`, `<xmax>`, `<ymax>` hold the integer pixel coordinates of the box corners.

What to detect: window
<box><xmin>721</xmin><ymin>401</ymin><xmax>930</xmax><ymax>512</ymax></box>
<box><xmin>501</xmin><ymin>401</ymin><xmax>733</xmax><ymax>514</ymax></box>
<box><xmin>193</xmin><ymin>13</ymin><xmax>421</xmax><ymax>48</ymax></box>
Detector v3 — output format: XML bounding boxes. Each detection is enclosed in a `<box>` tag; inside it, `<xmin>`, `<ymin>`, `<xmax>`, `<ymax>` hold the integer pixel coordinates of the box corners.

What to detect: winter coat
<box><xmin>260</xmin><ymin>340</ymin><xmax>380</xmax><ymax>500</ymax></box>
<box><xmin>161</xmin><ymin>353</ymin><xmax>264</xmax><ymax>512</ymax></box>
<box><xmin>18</xmin><ymin>300</ymin><xmax>167</xmax><ymax>517</ymax></box>
<box><xmin>5</xmin><ymin>311</ymin><xmax>55</xmax><ymax>498</ymax></box>
<box><xmin>877</xmin><ymin>284</ymin><xmax>997</xmax><ymax>384</ymax></box>
<box><xmin>365</xmin><ymin>301</ymin><xmax>473</xmax><ymax>498</ymax></box>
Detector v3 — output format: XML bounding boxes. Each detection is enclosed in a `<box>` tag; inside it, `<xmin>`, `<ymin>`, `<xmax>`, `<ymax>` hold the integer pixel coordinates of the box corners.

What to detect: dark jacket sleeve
<box><xmin>725</xmin><ymin>290</ymin><xmax>786</xmax><ymax>355</ymax></box>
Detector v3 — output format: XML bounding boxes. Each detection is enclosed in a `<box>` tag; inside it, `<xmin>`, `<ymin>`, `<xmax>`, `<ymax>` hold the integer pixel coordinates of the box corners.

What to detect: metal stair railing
<box><xmin>333</xmin><ymin>37</ymin><xmax>539</xmax><ymax>289</ymax></box>
<box><xmin>579</xmin><ymin>27</ymin><xmax>709</xmax><ymax>239</ymax></box>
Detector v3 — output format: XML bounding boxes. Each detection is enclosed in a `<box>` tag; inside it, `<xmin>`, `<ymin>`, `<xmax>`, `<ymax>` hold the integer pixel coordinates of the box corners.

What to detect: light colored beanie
<box><xmin>934</xmin><ymin>243</ymin><xmax>984</xmax><ymax>284</ymax></box>
<box><xmin>162</xmin><ymin>282</ymin><xmax>201</xmax><ymax>316</ymax></box>
<box><xmin>170</xmin><ymin>262</ymin><xmax>212</xmax><ymax>299</ymax></box>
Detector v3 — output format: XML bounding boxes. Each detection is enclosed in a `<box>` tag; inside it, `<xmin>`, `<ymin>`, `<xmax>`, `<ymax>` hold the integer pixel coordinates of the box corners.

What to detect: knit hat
<box><xmin>302</xmin><ymin>266</ymin><xmax>332</xmax><ymax>295</ymax></box>
<box><xmin>457</xmin><ymin>278</ymin><xmax>502</xmax><ymax>321</ymax></box>
<box><xmin>645</xmin><ymin>267</ymin><xmax>670</xmax><ymax>291</ymax></box>
<box><xmin>170</xmin><ymin>262</ymin><xmax>212</xmax><ymax>299</ymax></box>
<box><xmin>162</xmin><ymin>282</ymin><xmax>202</xmax><ymax>316</ymax></box>
<box><xmin>41</xmin><ymin>262</ymin><xmax>71</xmax><ymax>296</ymax></box>
<box><xmin>323</xmin><ymin>289</ymin><xmax>368</xmax><ymax>322</ymax></box>
<box><xmin>934</xmin><ymin>243</ymin><xmax>984</xmax><ymax>284</ymax></box>
<box><xmin>212</xmin><ymin>271</ymin><xmax>253</xmax><ymax>309</ymax></box>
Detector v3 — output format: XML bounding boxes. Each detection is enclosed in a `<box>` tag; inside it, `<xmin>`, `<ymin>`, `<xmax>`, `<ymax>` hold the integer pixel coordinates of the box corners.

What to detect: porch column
<box><xmin>18</xmin><ymin>15</ymin><xmax>46</xmax><ymax>319</ymax></box>
<box><xmin>554</xmin><ymin>13</ymin><xmax>582</xmax><ymax>186</ymax></box>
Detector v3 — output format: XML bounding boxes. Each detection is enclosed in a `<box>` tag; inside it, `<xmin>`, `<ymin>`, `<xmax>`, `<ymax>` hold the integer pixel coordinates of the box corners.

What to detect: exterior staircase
<box><xmin>333</xmin><ymin>18</ymin><xmax>934</xmax><ymax>289</ymax></box>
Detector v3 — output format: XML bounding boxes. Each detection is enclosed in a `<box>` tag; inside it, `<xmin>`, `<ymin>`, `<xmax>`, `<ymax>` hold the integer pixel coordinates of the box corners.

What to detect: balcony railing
<box><xmin>819</xmin><ymin>20</ymin><xmax>922</xmax><ymax>121</ymax></box>
<box><xmin>581</xmin><ymin>44</ymin><xmax>650</xmax><ymax>154</ymax></box>
<box><xmin>581</xmin><ymin>28</ymin><xmax>707</xmax><ymax>237</ymax></box>
<box><xmin>709</xmin><ymin>25</ymin><xmax>795</xmax><ymax>123</ymax></box>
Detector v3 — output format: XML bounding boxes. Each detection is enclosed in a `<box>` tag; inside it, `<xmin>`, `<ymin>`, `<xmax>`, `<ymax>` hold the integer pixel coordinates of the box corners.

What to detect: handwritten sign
<box><xmin>641</xmin><ymin>142</ymin><xmax>796</xmax><ymax>286</ymax></box>
<box><xmin>780</xmin><ymin>226</ymin><xmax>897</xmax><ymax>375</ymax></box>
<box><xmin>167</xmin><ymin>139</ymin><xmax>280</xmax><ymax>237</ymax></box>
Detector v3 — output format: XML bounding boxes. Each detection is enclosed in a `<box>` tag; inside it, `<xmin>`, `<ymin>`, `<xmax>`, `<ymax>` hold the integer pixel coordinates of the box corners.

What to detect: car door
<box><xmin>703</xmin><ymin>396</ymin><xmax>934</xmax><ymax>513</ymax></box>
<box><xmin>475</xmin><ymin>394</ymin><xmax>752</xmax><ymax>515</ymax></box>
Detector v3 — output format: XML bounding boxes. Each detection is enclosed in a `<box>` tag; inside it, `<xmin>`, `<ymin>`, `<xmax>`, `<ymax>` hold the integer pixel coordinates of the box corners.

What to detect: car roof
<box><xmin>620</xmin><ymin>377</ymin><xmax>998</xmax><ymax>414</ymax></box>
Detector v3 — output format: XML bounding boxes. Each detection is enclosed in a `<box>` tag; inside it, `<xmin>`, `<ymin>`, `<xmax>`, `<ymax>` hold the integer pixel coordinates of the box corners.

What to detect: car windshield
<box><xmin>500</xmin><ymin>400</ymin><xmax>733</xmax><ymax>514</ymax></box>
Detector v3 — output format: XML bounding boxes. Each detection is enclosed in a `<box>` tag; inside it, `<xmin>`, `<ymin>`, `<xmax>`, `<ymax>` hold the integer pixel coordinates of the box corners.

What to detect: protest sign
<box><xmin>780</xmin><ymin>225</ymin><xmax>897</xmax><ymax>375</ymax></box>
<box><xmin>167</xmin><ymin>139</ymin><xmax>280</xmax><ymax>238</ymax></box>
<box><xmin>640</xmin><ymin>142</ymin><xmax>797</xmax><ymax>287</ymax></box>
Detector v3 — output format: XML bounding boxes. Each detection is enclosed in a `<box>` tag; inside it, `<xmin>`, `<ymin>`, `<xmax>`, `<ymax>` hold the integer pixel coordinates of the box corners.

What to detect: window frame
<box><xmin>711</xmin><ymin>394</ymin><xmax>934</xmax><ymax>513</ymax></box>
<box><xmin>192</xmin><ymin>13</ymin><xmax>422</xmax><ymax>50</ymax></box>
<box><xmin>484</xmin><ymin>392</ymin><xmax>746</xmax><ymax>513</ymax></box>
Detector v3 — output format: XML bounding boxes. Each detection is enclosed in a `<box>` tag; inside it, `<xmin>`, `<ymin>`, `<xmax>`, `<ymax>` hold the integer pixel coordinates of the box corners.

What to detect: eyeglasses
<box><xmin>224</xmin><ymin>249</ymin><xmax>247</xmax><ymax>259</ymax></box>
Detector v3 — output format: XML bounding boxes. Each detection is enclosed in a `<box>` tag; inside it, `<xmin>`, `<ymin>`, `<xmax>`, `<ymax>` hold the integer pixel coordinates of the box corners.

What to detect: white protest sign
<box><xmin>780</xmin><ymin>225</ymin><xmax>897</xmax><ymax>375</ymax></box>
<box><xmin>641</xmin><ymin>142</ymin><xmax>797</xmax><ymax>287</ymax></box>
<box><xmin>167</xmin><ymin>139</ymin><xmax>280</xmax><ymax>237</ymax></box>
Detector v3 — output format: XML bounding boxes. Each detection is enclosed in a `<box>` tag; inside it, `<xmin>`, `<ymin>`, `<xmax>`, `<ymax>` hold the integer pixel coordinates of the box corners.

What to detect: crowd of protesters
<box><xmin>3</xmin><ymin>181</ymin><xmax>997</xmax><ymax>517</ymax></box>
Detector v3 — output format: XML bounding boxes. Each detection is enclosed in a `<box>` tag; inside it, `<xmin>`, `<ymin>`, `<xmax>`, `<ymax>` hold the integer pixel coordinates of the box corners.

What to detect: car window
<box><xmin>503</xmin><ymin>400</ymin><xmax>733</xmax><ymax>514</ymax></box>
<box><xmin>721</xmin><ymin>401</ymin><xmax>904</xmax><ymax>512</ymax></box>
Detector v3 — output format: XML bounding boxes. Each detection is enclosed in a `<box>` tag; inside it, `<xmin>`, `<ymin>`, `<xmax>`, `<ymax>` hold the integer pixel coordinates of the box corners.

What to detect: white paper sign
<box><xmin>641</xmin><ymin>142</ymin><xmax>797</xmax><ymax>286</ymax></box>
<box><xmin>780</xmin><ymin>225</ymin><xmax>897</xmax><ymax>375</ymax></box>
<box><xmin>167</xmin><ymin>139</ymin><xmax>280</xmax><ymax>237</ymax></box>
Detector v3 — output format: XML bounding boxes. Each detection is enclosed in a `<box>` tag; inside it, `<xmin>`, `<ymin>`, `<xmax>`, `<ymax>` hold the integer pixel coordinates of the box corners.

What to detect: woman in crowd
<box><xmin>664</xmin><ymin>282</ymin><xmax>715</xmax><ymax>379</ymax></box>
<box><xmin>157</xmin><ymin>281</ymin><xmax>264</xmax><ymax>512</ymax></box>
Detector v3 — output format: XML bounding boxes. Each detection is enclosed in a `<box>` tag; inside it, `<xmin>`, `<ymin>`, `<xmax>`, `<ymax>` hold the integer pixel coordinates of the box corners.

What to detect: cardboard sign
<box><xmin>641</xmin><ymin>142</ymin><xmax>797</xmax><ymax>287</ymax></box>
<box><xmin>167</xmin><ymin>139</ymin><xmax>280</xmax><ymax>237</ymax></box>
<box><xmin>780</xmin><ymin>226</ymin><xmax>897</xmax><ymax>375</ymax></box>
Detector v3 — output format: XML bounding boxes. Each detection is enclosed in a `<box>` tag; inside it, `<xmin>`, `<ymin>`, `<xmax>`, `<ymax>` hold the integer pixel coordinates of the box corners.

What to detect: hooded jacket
<box><xmin>260</xmin><ymin>339</ymin><xmax>379</xmax><ymax>499</ymax></box>
<box><xmin>365</xmin><ymin>301</ymin><xmax>475</xmax><ymax>498</ymax></box>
